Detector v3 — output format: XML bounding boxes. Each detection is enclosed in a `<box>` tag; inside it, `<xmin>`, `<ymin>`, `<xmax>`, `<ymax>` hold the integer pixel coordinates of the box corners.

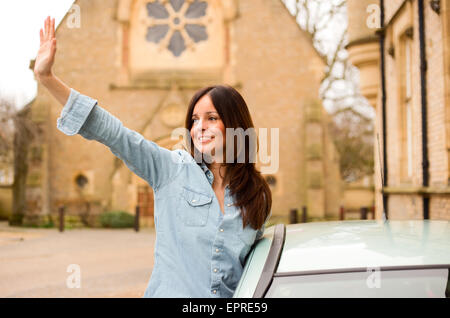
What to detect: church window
<box><xmin>145</xmin><ymin>0</ymin><xmax>209</xmax><ymax>57</ymax></box>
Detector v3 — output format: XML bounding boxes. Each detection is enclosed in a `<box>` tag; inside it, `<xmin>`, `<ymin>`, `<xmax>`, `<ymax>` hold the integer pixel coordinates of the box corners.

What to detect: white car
<box><xmin>233</xmin><ymin>220</ymin><xmax>450</xmax><ymax>298</ymax></box>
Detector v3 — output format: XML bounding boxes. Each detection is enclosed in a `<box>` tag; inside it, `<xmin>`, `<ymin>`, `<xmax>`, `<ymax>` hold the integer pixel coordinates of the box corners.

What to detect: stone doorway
<box><xmin>137</xmin><ymin>185</ymin><xmax>154</xmax><ymax>217</ymax></box>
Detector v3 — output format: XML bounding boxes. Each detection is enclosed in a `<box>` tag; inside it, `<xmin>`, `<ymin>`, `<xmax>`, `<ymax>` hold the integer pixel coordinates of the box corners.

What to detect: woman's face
<box><xmin>190</xmin><ymin>94</ymin><xmax>226</xmax><ymax>160</ymax></box>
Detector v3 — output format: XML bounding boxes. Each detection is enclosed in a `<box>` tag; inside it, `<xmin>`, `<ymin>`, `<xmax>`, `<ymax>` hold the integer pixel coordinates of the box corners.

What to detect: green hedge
<box><xmin>99</xmin><ymin>211</ymin><xmax>134</xmax><ymax>228</ymax></box>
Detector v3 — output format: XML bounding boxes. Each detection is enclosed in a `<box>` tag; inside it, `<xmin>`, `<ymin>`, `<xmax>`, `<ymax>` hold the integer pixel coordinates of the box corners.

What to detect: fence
<box><xmin>56</xmin><ymin>204</ymin><xmax>376</xmax><ymax>231</ymax></box>
<box><xmin>57</xmin><ymin>205</ymin><xmax>142</xmax><ymax>232</ymax></box>
<box><xmin>288</xmin><ymin>205</ymin><xmax>376</xmax><ymax>224</ymax></box>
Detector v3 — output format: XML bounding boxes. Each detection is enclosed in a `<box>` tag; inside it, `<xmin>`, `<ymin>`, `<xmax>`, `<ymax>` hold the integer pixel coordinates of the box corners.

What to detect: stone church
<box><xmin>22</xmin><ymin>0</ymin><xmax>342</xmax><ymax>226</ymax></box>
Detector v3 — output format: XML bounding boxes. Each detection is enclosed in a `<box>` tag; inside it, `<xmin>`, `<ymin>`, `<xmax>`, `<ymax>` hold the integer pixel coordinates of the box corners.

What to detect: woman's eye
<box><xmin>191</xmin><ymin>117</ymin><xmax>218</xmax><ymax>123</ymax></box>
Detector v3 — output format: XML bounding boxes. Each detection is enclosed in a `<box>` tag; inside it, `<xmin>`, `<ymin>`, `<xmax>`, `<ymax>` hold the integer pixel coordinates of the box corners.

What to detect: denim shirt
<box><xmin>56</xmin><ymin>89</ymin><xmax>268</xmax><ymax>298</ymax></box>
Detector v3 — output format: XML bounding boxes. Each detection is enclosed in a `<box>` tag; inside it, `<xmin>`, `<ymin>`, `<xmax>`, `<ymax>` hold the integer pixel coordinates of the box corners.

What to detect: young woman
<box><xmin>34</xmin><ymin>16</ymin><xmax>272</xmax><ymax>297</ymax></box>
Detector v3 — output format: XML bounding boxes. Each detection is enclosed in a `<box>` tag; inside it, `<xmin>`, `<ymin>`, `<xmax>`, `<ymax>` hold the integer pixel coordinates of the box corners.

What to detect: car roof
<box><xmin>277</xmin><ymin>220</ymin><xmax>450</xmax><ymax>274</ymax></box>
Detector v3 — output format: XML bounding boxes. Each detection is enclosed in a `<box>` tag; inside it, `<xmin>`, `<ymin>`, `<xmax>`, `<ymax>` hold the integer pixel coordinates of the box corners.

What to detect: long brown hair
<box><xmin>184</xmin><ymin>85</ymin><xmax>272</xmax><ymax>230</ymax></box>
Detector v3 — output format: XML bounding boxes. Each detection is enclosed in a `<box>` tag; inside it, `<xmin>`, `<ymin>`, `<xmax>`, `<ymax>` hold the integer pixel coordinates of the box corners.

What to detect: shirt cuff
<box><xmin>56</xmin><ymin>88</ymin><xmax>98</xmax><ymax>136</ymax></box>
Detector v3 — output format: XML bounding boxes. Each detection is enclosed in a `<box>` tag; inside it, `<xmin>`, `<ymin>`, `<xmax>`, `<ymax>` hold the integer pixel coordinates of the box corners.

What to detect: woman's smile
<box><xmin>198</xmin><ymin>134</ymin><xmax>215</xmax><ymax>144</ymax></box>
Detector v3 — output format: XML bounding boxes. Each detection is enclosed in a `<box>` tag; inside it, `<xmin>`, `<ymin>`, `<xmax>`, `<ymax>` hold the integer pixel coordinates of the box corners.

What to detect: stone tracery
<box><xmin>142</xmin><ymin>0</ymin><xmax>210</xmax><ymax>57</ymax></box>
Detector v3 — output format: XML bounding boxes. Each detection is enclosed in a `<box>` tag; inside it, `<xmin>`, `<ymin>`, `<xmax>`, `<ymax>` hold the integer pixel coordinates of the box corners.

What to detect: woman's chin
<box><xmin>194</xmin><ymin>145</ymin><xmax>217</xmax><ymax>159</ymax></box>
<box><xmin>197</xmin><ymin>147</ymin><xmax>214</xmax><ymax>156</ymax></box>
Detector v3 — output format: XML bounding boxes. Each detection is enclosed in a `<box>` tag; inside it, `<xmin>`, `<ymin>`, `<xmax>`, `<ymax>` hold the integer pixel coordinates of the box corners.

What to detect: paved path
<box><xmin>0</xmin><ymin>221</ymin><xmax>156</xmax><ymax>297</ymax></box>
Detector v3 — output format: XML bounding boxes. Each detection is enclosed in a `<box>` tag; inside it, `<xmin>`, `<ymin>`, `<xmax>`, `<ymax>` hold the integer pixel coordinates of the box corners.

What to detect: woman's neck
<box><xmin>207</xmin><ymin>162</ymin><xmax>227</xmax><ymax>188</ymax></box>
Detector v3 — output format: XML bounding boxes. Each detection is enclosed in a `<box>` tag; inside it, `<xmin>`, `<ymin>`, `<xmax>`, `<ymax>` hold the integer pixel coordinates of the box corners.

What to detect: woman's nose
<box><xmin>196</xmin><ymin>118</ymin><xmax>208</xmax><ymax>130</ymax></box>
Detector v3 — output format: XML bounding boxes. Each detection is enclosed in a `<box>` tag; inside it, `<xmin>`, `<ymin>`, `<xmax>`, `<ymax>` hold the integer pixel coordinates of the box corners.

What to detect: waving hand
<box><xmin>34</xmin><ymin>16</ymin><xmax>56</xmax><ymax>78</ymax></box>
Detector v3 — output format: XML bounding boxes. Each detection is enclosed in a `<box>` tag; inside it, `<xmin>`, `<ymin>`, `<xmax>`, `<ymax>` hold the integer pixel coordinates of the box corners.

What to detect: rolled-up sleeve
<box><xmin>57</xmin><ymin>88</ymin><xmax>97</xmax><ymax>135</ymax></box>
<box><xmin>56</xmin><ymin>88</ymin><xmax>185</xmax><ymax>190</ymax></box>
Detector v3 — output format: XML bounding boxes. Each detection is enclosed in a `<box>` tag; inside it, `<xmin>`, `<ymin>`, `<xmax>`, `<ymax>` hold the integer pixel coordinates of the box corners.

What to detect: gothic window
<box><xmin>144</xmin><ymin>0</ymin><xmax>209</xmax><ymax>57</ymax></box>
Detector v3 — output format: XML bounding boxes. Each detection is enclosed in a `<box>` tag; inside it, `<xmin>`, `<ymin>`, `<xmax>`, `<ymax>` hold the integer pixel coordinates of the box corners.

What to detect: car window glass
<box><xmin>266</xmin><ymin>268</ymin><xmax>449</xmax><ymax>298</ymax></box>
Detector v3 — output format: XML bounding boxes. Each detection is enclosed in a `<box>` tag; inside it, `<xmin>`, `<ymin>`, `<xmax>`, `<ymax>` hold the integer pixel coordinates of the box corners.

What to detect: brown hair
<box><xmin>184</xmin><ymin>85</ymin><xmax>272</xmax><ymax>230</ymax></box>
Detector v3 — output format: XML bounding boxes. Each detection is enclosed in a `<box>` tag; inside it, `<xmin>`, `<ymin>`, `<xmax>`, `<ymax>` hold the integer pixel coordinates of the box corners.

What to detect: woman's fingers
<box><xmin>46</xmin><ymin>16</ymin><xmax>51</xmax><ymax>40</ymax></box>
<box><xmin>50</xmin><ymin>18</ymin><xmax>55</xmax><ymax>39</ymax></box>
<box><xmin>44</xmin><ymin>16</ymin><xmax>48</xmax><ymax>39</ymax></box>
<box><xmin>42</xmin><ymin>16</ymin><xmax>55</xmax><ymax>42</ymax></box>
<box><xmin>39</xmin><ymin>16</ymin><xmax>55</xmax><ymax>46</ymax></box>
<box><xmin>43</xmin><ymin>17</ymin><xmax>47</xmax><ymax>40</ymax></box>
<box><xmin>39</xmin><ymin>28</ymin><xmax>44</xmax><ymax>45</ymax></box>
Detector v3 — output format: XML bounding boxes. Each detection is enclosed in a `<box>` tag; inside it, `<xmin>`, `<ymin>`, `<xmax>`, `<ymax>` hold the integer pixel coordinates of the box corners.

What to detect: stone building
<box><xmin>347</xmin><ymin>0</ymin><xmax>450</xmax><ymax>219</ymax></box>
<box><xmin>23</xmin><ymin>0</ymin><xmax>342</xmax><ymax>226</ymax></box>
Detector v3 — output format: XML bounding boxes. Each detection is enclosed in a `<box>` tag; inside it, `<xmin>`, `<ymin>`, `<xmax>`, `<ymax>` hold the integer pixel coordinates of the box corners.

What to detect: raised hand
<box><xmin>34</xmin><ymin>16</ymin><xmax>56</xmax><ymax>78</ymax></box>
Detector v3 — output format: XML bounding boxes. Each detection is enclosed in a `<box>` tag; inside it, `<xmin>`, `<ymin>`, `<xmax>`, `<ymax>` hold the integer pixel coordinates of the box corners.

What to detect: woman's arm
<box><xmin>38</xmin><ymin>74</ymin><xmax>71</xmax><ymax>106</ymax></box>
<box><xmin>34</xmin><ymin>16</ymin><xmax>71</xmax><ymax>106</ymax></box>
<box><xmin>35</xmin><ymin>16</ymin><xmax>186</xmax><ymax>190</ymax></box>
<box><xmin>57</xmin><ymin>88</ymin><xmax>186</xmax><ymax>190</ymax></box>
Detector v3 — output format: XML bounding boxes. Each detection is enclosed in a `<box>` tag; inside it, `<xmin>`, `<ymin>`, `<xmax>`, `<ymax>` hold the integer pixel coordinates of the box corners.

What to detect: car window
<box><xmin>265</xmin><ymin>268</ymin><xmax>449</xmax><ymax>298</ymax></box>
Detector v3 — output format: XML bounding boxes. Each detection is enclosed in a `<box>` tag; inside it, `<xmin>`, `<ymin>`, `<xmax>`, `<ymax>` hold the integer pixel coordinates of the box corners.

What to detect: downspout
<box><xmin>418</xmin><ymin>0</ymin><xmax>430</xmax><ymax>219</ymax></box>
<box><xmin>379</xmin><ymin>0</ymin><xmax>389</xmax><ymax>218</ymax></box>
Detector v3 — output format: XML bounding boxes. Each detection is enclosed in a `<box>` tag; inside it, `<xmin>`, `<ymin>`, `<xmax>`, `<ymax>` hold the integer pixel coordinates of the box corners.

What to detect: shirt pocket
<box><xmin>176</xmin><ymin>187</ymin><xmax>213</xmax><ymax>227</ymax></box>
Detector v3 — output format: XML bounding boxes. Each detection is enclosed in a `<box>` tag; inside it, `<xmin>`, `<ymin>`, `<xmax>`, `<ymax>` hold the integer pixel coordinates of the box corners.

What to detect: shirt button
<box><xmin>213</xmin><ymin>268</ymin><xmax>218</xmax><ymax>272</ymax></box>
<box><xmin>215</xmin><ymin>248</ymin><xmax>220</xmax><ymax>253</ymax></box>
<box><xmin>212</xmin><ymin>290</ymin><xmax>217</xmax><ymax>294</ymax></box>
<box><xmin>226</xmin><ymin>203</ymin><xmax>232</xmax><ymax>207</ymax></box>
<box><xmin>192</xmin><ymin>199</ymin><xmax>197</xmax><ymax>203</ymax></box>
<box><xmin>220</xmin><ymin>228</ymin><xmax>224</xmax><ymax>232</ymax></box>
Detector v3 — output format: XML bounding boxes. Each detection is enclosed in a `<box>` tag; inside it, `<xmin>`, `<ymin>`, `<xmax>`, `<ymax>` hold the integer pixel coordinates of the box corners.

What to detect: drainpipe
<box><xmin>378</xmin><ymin>0</ymin><xmax>389</xmax><ymax>218</ymax></box>
<box><xmin>418</xmin><ymin>0</ymin><xmax>430</xmax><ymax>219</ymax></box>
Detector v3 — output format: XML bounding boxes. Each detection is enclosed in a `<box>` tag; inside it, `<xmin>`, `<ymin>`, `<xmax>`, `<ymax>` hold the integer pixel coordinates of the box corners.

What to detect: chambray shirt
<box><xmin>56</xmin><ymin>89</ymin><xmax>268</xmax><ymax>298</ymax></box>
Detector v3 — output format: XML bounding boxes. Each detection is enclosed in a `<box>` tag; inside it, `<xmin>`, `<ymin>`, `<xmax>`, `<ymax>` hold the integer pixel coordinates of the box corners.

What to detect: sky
<box><xmin>0</xmin><ymin>0</ymin><xmax>74</xmax><ymax>111</ymax></box>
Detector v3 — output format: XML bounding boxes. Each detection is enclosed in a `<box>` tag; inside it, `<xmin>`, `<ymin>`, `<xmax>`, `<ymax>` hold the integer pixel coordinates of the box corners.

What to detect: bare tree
<box><xmin>0</xmin><ymin>97</ymin><xmax>40</xmax><ymax>225</ymax></box>
<box><xmin>282</xmin><ymin>0</ymin><xmax>351</xmax><ymax>102</ymax></box>
<box><xmin>329</xmin><ymin>106</ymin><xmax>374</xmax><ymax>182</ymax></box>
<box><xmin>282</xmin><ymin>0</ymin><xmax>374</xmax><ymax>182</ymax></box>
<box><xmin>0</xmin><ymin>99</ymin><xmax>15</xmax><ymax>155</ymax></box>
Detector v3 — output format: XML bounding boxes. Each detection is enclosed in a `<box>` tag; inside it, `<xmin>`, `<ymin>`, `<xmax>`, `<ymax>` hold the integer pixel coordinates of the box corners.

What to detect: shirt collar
<box><xmin>199</xmin><ymin>160</ymin><xmax>209</xmax><ymax>173</ymax></box>
<box><xmin>198</xmin><ymin>160</ymin><xmax>214</xmax><ymax>185</ymax></box>
<box><xmin>198</xmin><ymin>161</ymin><xmax>230</xmax><ymax>190</ymax></box>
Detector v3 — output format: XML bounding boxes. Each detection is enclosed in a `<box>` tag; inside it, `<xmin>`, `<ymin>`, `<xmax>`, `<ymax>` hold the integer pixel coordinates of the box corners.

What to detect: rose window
<box><xmin>142</xmin><ymin>0</ymin><xmax>210</xmax><ymax>57</ymax></box>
